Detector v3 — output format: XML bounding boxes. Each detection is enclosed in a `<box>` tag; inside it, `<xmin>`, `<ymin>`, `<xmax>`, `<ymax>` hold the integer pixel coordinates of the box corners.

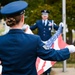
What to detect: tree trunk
<box><xmin>66</xmin><ymin>29</ymin><xmax>73</xmax><ymax>44</ymax></box>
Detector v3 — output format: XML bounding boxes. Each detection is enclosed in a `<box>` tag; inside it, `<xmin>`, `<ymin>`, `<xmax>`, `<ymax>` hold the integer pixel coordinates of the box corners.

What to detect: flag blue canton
<box><xmin>45</xmin><ymin>25</ymin><xmax>62</xmax><ymax>48</ymax></box>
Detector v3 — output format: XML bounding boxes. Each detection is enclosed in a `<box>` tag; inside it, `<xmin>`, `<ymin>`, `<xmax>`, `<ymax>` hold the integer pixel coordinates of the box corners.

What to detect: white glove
<box><xmin>66</xmin><ymin>45</ymin><xmax>75</xmax><ymax>53</ymax></box>
<box><xmin>22</xmin><ymin>24</ymin><xmax>33</xmax><ymax>34</ymax></box>
<box><xmin>59</xmin><ymin>22</ymin><xmax>64</xmax><ymax>27</ymax></box>
<box><xmin>22</xmin><ymin>24</ymin><xmax>30</xmax><ymax>30</ymax></box>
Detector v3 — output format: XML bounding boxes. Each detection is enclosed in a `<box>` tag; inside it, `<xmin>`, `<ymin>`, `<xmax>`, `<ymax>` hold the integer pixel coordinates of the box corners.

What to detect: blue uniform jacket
<box><xmin>0</xmin><ymin>29</ymin><xmax>70</xmax><ymax>75</ymax></box>
<box><xmin>30</xmin><ymin>20</ymin><xmax>59</xmax><ymax>41</ymax></box>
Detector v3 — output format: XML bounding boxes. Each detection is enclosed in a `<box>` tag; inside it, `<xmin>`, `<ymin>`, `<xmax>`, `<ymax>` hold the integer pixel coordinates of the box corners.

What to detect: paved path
<box><xmin>51</xmin><ymin>68</ymin><xmax>75</xmax><ymax>75</ymax></box>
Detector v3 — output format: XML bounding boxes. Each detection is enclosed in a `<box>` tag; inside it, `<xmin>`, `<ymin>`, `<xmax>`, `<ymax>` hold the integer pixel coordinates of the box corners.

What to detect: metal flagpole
<box><xmin>62</xmin><ymin>0</ymin><xmax>67</xmax><ymax>72</ymax></box>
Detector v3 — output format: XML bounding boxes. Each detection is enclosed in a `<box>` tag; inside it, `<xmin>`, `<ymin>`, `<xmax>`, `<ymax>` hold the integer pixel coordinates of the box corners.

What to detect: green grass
<box><xmin>53</xmin><ymin>62</ymin><xmax>75</xmax><ymax>68</ymax></box>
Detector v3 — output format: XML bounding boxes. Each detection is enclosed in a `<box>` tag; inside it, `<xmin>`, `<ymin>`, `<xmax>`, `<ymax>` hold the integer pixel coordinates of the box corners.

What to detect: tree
<box><xmin>25</xmin><ymin>0</ymin><xmax>62</xmax><ymax>25</ymax></box>
<box><xmin>66</xmin><ymin>0</ymin><xmax>75</xmax><ymax>44</ymax></box>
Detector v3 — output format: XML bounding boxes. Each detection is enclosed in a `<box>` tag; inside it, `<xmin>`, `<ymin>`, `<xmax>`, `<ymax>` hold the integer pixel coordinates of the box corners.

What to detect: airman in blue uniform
<box><xmin>0</xmin><ymin>1</ymin><xmax>75</xmax><ymax>75</ymax></box>
<box><xmin>30</xmin><ymin>10</ymin><xmax>59</xmax><ymax>41</ymax></box>
<box><xmin>30</xmin><ymin>9</ymin><xmax>59</xmax><ymax>75</ymax></box>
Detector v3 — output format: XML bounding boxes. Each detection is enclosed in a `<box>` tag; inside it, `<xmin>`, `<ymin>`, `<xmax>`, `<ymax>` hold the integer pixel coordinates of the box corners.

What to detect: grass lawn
<box><xmin>53</xmin><ymin>62</ymin><xmax>75</xmax><ymax>68</ymax></box>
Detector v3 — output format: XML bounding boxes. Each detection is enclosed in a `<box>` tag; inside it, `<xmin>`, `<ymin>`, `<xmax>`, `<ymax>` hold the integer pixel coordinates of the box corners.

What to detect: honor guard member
<box><xmin>30</xmin><ymin>10</ymin><xmax>59</xmax><ymax>42</ymax></box>
<box><xmin>30</xmin><ymin>9</ymin><xmax>59</xmax><ymax>75</ymax></box>
<box><xmin>0</xmin><ymin>1</ymin><xmax>75</xmax><ymax>75</ymax></box>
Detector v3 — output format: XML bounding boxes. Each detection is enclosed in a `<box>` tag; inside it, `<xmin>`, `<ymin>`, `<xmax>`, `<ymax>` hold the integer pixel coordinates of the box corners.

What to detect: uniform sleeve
<box><xmin>30</xmin><ymin>21</ymin><xmax>38</xmax><ymax>30</ymax></box>
<box><xmin>53</xmin><ymin>23</ymin><xmax>59</xmax><ymax>30</ymax></box>
<box><xmin>37</xmin><ymin>36</ymin><xmax>70</xmax><ymax>61</ymax></box>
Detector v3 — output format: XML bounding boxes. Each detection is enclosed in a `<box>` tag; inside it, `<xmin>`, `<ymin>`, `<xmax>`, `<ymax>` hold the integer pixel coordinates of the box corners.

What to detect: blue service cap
<box><xmin>1</xmin><ymin>1</ymin><xmax>28</xmax><ymax>15</ymax></box>
<box><xmin>41</xmin><ymin>10</ymin><xmax>50</xmax><ymax>14</ymax></box>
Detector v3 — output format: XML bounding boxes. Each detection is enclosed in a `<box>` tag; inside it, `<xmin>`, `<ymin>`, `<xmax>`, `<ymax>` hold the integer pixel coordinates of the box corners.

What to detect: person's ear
<box><xmin>21</xmin><ymin>15</ymin><xmax>24</xmax><ymax>23</ymax></box>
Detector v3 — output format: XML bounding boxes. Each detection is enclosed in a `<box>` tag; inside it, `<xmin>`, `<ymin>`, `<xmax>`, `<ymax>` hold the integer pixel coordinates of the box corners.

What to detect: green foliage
<box><xmin>25</xmin><ymin>4</ymin><xmax>53</xmax><ymax>25</ymax></box>
<box><xmin>66</xmin><ymin>0</ymin><xmax>75</xmax><ymax>29</ymax></box>
<box><xmin>46</xmin><ymin>0</ymin><xmax>61</xmax><ymax>5</ymax></box>
<box><xmin>0</xmin><ymin>0</ymin><xmax>16</xmax><ymax>6</ymax></box>
<box><xmin>25</xmin><ymin>3</ymin><xmax>62</xmax><ymax>25</ymax></box>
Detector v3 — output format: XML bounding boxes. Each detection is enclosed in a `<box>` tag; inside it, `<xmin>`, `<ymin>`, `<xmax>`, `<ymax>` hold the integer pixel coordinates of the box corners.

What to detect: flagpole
<box><xmin>62</xmin><ymin>0</ymin><xmax>67</xmax><ymax>72</ymax></box>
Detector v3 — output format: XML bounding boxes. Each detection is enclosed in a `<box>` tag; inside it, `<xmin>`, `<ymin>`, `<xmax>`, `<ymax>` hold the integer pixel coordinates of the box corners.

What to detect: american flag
<box><xmin>36</xmin><ymin>25</ymin><xmax>68</xmax><ymax>75</ymax></box>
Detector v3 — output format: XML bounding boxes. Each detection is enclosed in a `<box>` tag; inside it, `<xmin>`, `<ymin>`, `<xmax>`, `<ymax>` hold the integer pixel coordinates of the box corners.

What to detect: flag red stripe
<box><xmin>37</xmin><ymin>61</ymin><xmax>46</xmax><ymax>75</ymax></box>
<box><xmin>36</xmin><ymin>58</ymin><xmax>40</xmax><ymax>71</ymax></box>
<box><xmin>58</xmin><ymin>34</ymin><xmax>67</xmax><ymax>49</ymax></box>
